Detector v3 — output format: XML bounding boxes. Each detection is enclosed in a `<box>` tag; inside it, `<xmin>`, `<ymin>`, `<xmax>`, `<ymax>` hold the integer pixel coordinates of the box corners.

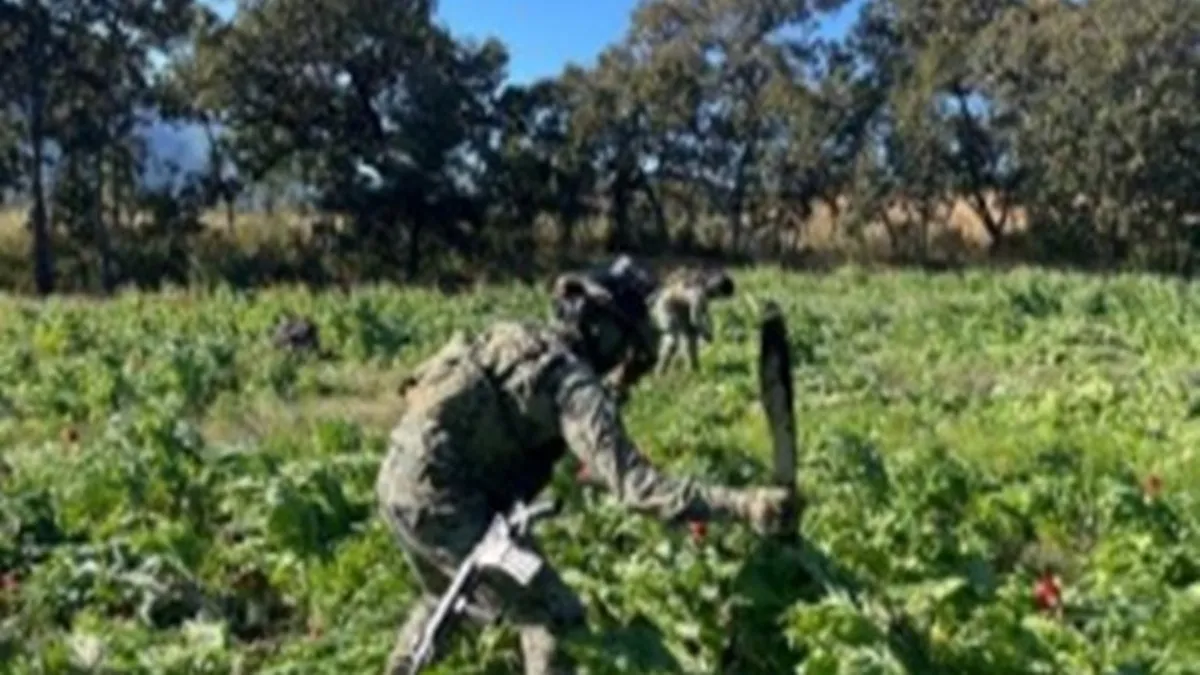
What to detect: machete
<box><xmin>757</xmin><ymin>299</ymin><xmax>800</xmax><ymax>535</ymax></box>
<box><xmin>751</xmin><ymin>301</ymin><xmax>936</xmax><ymax>669</ymax></box>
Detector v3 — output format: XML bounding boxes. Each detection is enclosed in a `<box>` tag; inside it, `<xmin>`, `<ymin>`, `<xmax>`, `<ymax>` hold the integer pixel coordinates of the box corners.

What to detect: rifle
<box><xmin>407</xmin><ymin>498</ymin><xmax>561</xmax><ymax>674</ymax></box>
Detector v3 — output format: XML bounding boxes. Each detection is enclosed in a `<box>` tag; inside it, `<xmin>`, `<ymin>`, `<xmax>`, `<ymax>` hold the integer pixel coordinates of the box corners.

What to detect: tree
<box><xmin>563</xmin><ymin>52</ymin><xmax>665</xmax><ymax>252</ymax></box>
<box><xmin>983</xmin><ymin>0</ymin><xmax>1200</xmax><ymax>268</ymax></box>
<box><xmin>618</xmin><ymin>0</ymin><xmax>851</xmax><ymax>252</ymax></box>
<box><xmin>0</xmin><ymin>0</ymin><xmax>201</xmax><ymax>293</ymax></box>
<box><xmin>181</xmin><ymin>0</ymin><xmax>508</xmax><ymax>280</ymax></box>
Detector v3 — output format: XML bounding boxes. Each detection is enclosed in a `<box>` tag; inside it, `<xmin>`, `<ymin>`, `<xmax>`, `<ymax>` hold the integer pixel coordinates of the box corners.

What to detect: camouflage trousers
<box><xmin>376</xmin><ymin>431</ymin><xmax>586</xmax><ymax>675</ymax></box>
<box><xmin>655</xmin><ymin>329</ymin><xmax>701</xmax><ymax>372</ymax></box>
<box><xmin>650</xmin><ymin>299</ymin><xmax>704</xmax><ymax>372</ymax></box>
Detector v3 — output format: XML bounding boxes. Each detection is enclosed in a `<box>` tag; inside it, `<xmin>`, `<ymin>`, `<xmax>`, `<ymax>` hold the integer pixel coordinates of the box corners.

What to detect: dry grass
<box><xmin>200</xmin><ymin>390</ymin><xmax>403</xmax><ymax>446</ymax></box>
<box><xmin>0</xmin><ymin>193</ymin><xmax>1030</xmax><ymax>291</ymax></box>
<box><xmin>0</xmin><ymin>194</ymin><xmax>1026</xmax><ymax>248</ymax></box>
<box><xmin>0</xmin><ymin>356</ymin><xmax>412</xmax><ymax>451</ymax></box>
<box><xmin>0</xmin><ymin>208</ymin><xmax>27</xmax><ymax>251</ymax></box>
<box><xmin>0</xmin><ymin>206</ymin><xmax>319</xmax><ymax>247</ymax></box>
<box><xmin>199</xmin><ymin>360</ymin><xmax>409</xmax><ymax>444</ymax></box>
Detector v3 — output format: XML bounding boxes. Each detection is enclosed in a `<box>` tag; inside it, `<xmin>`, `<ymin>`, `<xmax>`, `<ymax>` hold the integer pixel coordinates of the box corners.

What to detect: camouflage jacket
<box><xmin>651</xmin><ymin>280</ymin><xmax>712</xmax><ymax>340</ymax></box>
<box><xmin>388</xmin><ymin>320</ymin><xmax>731</xmax><ymax>521</ymax></box>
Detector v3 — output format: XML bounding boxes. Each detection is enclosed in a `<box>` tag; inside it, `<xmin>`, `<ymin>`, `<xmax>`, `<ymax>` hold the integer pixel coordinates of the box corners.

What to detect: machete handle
<box><xmin>778</xmin><ymin>488</ymin><xmax>804</xmax><ymax>537</ymax></box>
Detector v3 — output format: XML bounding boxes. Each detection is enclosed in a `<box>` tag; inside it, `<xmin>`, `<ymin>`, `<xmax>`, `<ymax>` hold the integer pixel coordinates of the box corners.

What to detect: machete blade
<box><xmin>758</xmin><ymin>300</ymin><xmax>799</xmax><ymax>528</ymax></box>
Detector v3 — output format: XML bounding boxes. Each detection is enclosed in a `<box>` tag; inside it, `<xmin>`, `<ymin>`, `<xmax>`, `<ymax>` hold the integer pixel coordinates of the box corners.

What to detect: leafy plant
<box><xmin>0</xmin><ymin>268</ymin><xmax>1197</xmax><ymax>672</ymax></box>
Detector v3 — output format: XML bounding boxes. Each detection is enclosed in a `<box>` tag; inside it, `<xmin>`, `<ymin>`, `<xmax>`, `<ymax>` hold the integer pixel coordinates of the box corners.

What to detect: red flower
<box><xmin>0</xmin><ymin>572</ymin><xmax>18</xmax><ymax>593</ymax></box>
<box><xmin>1033</xmin><ymin>573</ymin><xmax>1062</xmax><ymax>612</ymax></box>
<box><xmin>576</xmin><ymin>462</ymin><xmax>590</xmax><ymax>482</ymax></box>
<box><xmin>1142</xmin><ymin>474</ymin><xmax>1163</xmax><ymax>499</ymax></box>
<box><xmin>688</xmin><ymin>521</ymin><xmax>707</xmax><ymax>543</ymax></box>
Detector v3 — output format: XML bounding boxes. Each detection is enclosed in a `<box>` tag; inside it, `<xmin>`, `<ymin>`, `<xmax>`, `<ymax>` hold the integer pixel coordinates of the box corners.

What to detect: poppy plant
<box><xmin>1033</xmin><ymin>572</ymin><xmax>1062</xmax><ymax>613</ymax></box>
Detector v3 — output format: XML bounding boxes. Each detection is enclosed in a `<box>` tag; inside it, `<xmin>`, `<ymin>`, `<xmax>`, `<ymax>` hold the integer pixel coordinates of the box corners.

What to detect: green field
<box><xmin>2</xmin><ymin>267</ymin><xmax>1198</xmax><ymax>674</ymax></box>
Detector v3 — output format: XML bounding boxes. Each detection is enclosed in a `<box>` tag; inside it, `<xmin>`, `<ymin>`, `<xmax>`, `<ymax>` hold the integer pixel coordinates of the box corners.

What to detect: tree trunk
<box><xmin>406</xmin><ymin>214</ymin><xmax>422</xmax><ymax>281</ymax></box>
<box><xmin>26</xmin><ymin>13</ymin><xmax>54</xmax><ymax>295</ymax></box>
<box><xmin>727</xmin><ymin>143</ymin><xmax>755</xmax><ymax>254</ymax></box>
<box><xmin>558</xmin><ymin>212</ymin><xmax>576</xmax><ymax>265</ymax></box>
<box><xmin>822</xmin><ymin>194</ymin><xmax>841</xmax><ymax>238</ymax></box>
<box><xmin>633</xmin><ymin>169</ymin><xmax>668</xmax><ymax>253</ymax></box>
<box><xmin>952</xmin><ymin>91</ymin><xmax>1008</xmax><ymax>249</ymax></box>
<box><xmin>29</xmin><ymin>138</ymin><xmax>53</xmax><ymax>295</ymax></box>
<box><xmin>95</xmin><ymin>150</ymin><xmax>115</xmax><ymax>293</ymax></box>
<box><xmin>607</xmin><ymin>168</ymin><xmax>632</xmax><ymax>253</ymax></box>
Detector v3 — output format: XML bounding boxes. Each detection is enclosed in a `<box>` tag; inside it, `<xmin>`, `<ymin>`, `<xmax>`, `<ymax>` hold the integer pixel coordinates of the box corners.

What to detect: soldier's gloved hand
<box><xmin>717</xmin><ymin>486</ymin><xmax>798</xmax><ymax>535</ymax></box>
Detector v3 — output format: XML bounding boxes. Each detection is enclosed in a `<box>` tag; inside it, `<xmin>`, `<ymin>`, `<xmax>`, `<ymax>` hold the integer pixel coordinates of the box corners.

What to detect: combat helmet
<box><xmin>550</xmin><ymin>255</ymin><xmax>660</xmax><ymax>385</ymax></box>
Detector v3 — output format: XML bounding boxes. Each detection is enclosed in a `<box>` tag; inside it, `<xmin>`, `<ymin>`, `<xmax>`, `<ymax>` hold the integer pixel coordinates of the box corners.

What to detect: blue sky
<box><xmin>437</xmin><ymin>0</ymin><xmax>641</xmax><ymax>82</ymax></box>
<box><xmin>438</xmin><ymin>0</ymin><xmax>864</xmax><ymax>83</ymax></box>
<box><xmin>205</xmin><ymin>0</ymin><xmax>865</xmax><ymax>84</ymax></box>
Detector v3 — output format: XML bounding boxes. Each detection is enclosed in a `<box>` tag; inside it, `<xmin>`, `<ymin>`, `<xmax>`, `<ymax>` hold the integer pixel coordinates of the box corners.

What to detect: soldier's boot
<box><xmin>385</xmin><ymin>595</ymin><xmax>437</xmax><ymax>675</ymax></box>
<box><xmin>656</xmin><ymin>335</ymin><xmax>678</xmax><ymax>374</ymax></box>
<box><xmin>519</xmin><ymin>624</ymin><xmax>575</xmax><ymax>675</ymax></box>
<box><xmin>685</xmin><ymin>334</ymin><xmax>700</xmax><ymax>371</ymax></box>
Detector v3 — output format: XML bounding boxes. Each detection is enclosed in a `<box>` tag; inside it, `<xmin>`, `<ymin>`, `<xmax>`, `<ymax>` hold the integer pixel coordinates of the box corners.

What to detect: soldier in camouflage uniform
<box><xmin>377</xmin><ymin>257</ymin><xmax>792</xmax><ymax>674</ymax></box>
<box><xmin>650</xmin><ymin>266</ymin><xmax>736</xmax><ymax>373</ymax></box>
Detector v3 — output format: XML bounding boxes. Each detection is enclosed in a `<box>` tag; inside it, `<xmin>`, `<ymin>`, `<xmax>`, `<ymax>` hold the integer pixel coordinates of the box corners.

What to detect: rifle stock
<box><xmin>407</xmin><ymin>498</ymin><xmax>560</xmax><ymax>674</ymax></box>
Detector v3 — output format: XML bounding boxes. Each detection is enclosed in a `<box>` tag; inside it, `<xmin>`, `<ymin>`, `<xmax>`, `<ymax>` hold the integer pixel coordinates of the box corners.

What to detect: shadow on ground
<box><xmin>717</xmin><ymin>532</ymin><xmax>942</xmax><ymax>674</ymax></box>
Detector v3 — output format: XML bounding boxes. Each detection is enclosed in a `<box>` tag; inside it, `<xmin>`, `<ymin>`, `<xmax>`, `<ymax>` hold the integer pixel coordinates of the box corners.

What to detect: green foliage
<box><xmin>1</xmin><ymin>268</ymin><xmax>1197</xmax><ymax>672</ymax></box>
<box><xmin>0</xmin><ymin>0</ymin><xmax>207</xmax><ymax>294</ymax></box>
<box><xmin>3</xmin><ymin>0</ymin><xmax>1200</xmax><ymax>292</ymax></box>
<box><xmin>174</xmin><ymin>0</ymin><xmax>510</xmax><ymax>279</ymax></box>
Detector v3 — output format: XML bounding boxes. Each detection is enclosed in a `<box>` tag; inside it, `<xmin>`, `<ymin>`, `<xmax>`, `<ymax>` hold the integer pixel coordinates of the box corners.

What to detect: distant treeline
<box><xmin>1</xmin><ymin>0</ymin><xmax>1197</xmax><ymax>295</ymax></box>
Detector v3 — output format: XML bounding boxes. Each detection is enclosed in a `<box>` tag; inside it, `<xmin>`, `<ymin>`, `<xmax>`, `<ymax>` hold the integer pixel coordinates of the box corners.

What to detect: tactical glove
<box><xmin>711</xmin><ymin>485</ymin><xmax>798</xmax><ymax>535</ymax></box>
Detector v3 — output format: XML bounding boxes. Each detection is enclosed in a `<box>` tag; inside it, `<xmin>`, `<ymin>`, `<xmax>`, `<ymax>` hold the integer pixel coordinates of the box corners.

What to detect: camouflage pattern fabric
<box><xmin>377</xmin><ymin>319</ymin><xmax>787</xmax><ymax>673</ymax></box>
<box><xmin>650</xmin><ymin>267</ymin><xmax>735</xmax><ymax>373</ymax></box>
<box><xmin>379</xmin><ymin>424</ymin><xmax>585</xmax><ymax>674</ymax></box>
<box><xmin>651</xmin><ymin>278</ymin><xmax>713</xmax><ymax>372</ymax></box>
